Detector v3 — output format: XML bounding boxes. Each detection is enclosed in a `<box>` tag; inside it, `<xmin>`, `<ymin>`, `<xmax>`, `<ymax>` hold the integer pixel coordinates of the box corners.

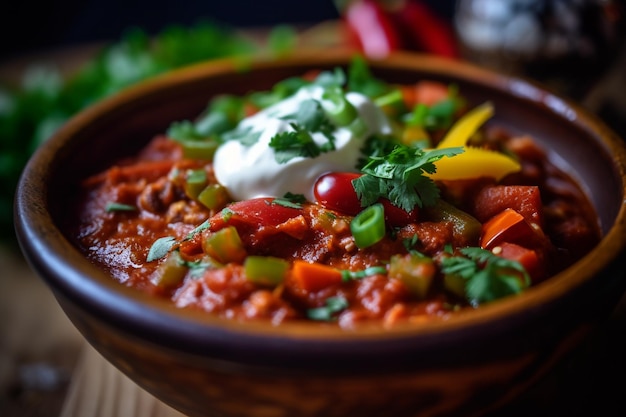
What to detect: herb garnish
<box><xmin>185</xmin><ymin>220</ymin><xmax>211</xmax><ymax>240</ymax></box>
<box><xmin>270</xmin><ymin>123</ymin><xmax>323</xmax><ymax>163</ymax></box>
<box><xmin>269</xmin><ymin>98</ymin><xmax>337</xmax><ymax>163</ymax></box>
<box><xmin>341</xmin><ymin>266</ymin><xmax>387</xmax><ymax>282</ymax></box>
<box><xmin>146</xmin><ymin>236</ymin><xmax>177</xmax><ymax>262</ymax></box>
<box><xmin>307</xmin><ymin>296</ymin><xmax>349</xmax><ymax>321</ymax></box>
<box><xmin>353</xmin><ymin>145</ymin><xmax>464</xmax><ymax>212</ymax></box>
<box><xmin>440</xmin><ymin>247</ymin><xmax>530</xmax><ymax>306</ymax></box>
<box><xmin>271</xmin><ymin>193</ymin><xmax>306</xmax><ymax>209</ymax></box>
<box><xmin>105</xmin><ymin>202</ymin><xmax>137</xmax><ymax>212</ymax></box>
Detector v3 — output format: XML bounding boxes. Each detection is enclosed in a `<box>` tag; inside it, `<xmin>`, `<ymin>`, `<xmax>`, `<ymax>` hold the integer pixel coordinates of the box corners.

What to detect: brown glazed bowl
<box><xmin>14</xmin><ymin>51</ymin><xmax>626</xmax><ymax>417</ymax></box>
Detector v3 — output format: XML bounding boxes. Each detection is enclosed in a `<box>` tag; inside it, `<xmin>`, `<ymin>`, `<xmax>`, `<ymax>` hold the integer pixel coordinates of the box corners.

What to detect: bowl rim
<box><xmin>14</xmin><ymin>50</ymin><xmax>626</xmax><ymax>368</ymax></box>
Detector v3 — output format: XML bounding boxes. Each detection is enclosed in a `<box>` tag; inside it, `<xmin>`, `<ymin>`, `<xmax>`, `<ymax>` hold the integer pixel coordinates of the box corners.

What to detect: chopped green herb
<box><xmin>105</xmin><ymin>202</ymin><xmax>137</xmax><ymax>212</ymax></box>
<box><xmin>307</xmin><ymin>296</ymin><xmax>349</xmax><ymax>321</ymax></box>
<box><xmin>281</xmin><ymin>98</ymin><xmax>336</xmax><ymax>142</ymax></box>
<box><xmin>312</xmin><ymin>67</ymin><xmax>346</xmax><ymax>89</ymax></box>
<box><xmin>221</xmin><ymin>207</ymin><xmax>234</xmax><ymax>222</ymax></box>
<box><xmin>184</xmin><ymin>220</ymin><xmax>211</xmax><ymax>241</ymax></box>
<box><xmin>282</xmin><ymin>192</ymin><xmax>306</xmax><ymax>204</ymax></box>
<box><xmin>402</xmin><ymin>235</ymin><xmax>425</xmax><ymax>255</ymax></box>
<box><xmin>248</xmin><ymin>76</ymin><xmax>310</xmax><ymax>109</ymax></box>
<box><xmin>341</xmin><ymin>266</ymin><xmax>387</xmax><ymax>282</ymax></box>
<box><xmin>347</xmin><ymin>55</ymin><xmax>389</xmax><ymax>98</ymax></box>
<box><xmin>146</xmin><ymin>236</ymin><xmax>177</xmax><ymax>262</ymax></box>
<box><xmin>183</xmin><ymin>256</ymin><xmax>221</xmax><ymax>278</ymax></box>
<box><xmin>353</xmin><ymin>145</ymin><xmax>464</xmax><ymax>212</ymax></box>
<box><xmin>221</xmin><ymin>125</ymin><xmax>262</xmax><ymax>146</ymax></box>
<box><xmin>269</xmin><ymin>123</ymin><xmax>322</xmax><ymax>163</ymax></box>
<box><xmin>440</xmin><ymin>247</ymin><xmax>530</xmax><ymax>306</ymax></box>
<box><xmin>272</xmin><ymin>198</ymin><xmax>303</xmax><ymax>209</ymax></box>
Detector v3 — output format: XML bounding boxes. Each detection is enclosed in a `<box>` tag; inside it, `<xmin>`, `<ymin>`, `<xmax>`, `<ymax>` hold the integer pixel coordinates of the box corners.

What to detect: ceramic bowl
<box><xmin>14</xmin><ymin>51</ymin><xmax>626</xmax><ymax>417</ymax></box>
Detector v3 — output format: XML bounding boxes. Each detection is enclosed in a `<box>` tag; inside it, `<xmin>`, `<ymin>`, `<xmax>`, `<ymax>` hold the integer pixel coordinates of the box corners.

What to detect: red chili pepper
<box><xmin>386</xmin><ymin>0</ymin><xmax>459</xmax><ymax>58</ymax></box>
<box><xmin>341</xmin><ymin>0</ymin><xmax>404</xmax><ymax>58</ymax></box>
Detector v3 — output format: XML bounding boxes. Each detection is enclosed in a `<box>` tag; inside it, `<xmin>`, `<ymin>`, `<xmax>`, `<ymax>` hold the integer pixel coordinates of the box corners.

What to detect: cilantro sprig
<box><xmin>307</xmin><ymin>296</ymin><xmax>349</xmax><ymax>321</ymax></box>
<box><xmin>440</xmin><ymin>247</ymin><xmax>531</xmax><ymax>306</ymax></box>
<box><xmin>269</xmin><ymin>98</ymin><xmax>337</xmax><ymax>163</ymax></box>
<box><xmin>353</xmin><ymin>145</ymin><xmax>464</xmax><ymax>212</ymax></box>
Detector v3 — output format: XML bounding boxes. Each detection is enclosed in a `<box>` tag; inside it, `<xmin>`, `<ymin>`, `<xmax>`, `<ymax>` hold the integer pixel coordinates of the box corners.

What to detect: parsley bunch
<box><xmin>353</xmin><ymin>145</ymin><xmax>463</xmax><ymax>212</ymax></box>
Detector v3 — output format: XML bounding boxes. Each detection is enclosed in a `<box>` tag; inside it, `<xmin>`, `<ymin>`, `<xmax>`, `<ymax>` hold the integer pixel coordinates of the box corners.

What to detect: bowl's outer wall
<box><xmin>15</xmin><ymin>53</ymin><xmax>626</xmax><ymax>417</ymax></box>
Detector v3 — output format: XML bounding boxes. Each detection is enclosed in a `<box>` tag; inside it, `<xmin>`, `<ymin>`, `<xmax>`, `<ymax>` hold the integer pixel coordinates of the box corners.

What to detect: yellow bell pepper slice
<box><xmin>436</xmin><ymin>102</ymin><xmax>494</xmax><ymax>149</ymax></box>
<box><xmin>430</xmin><ymin>101</ymin><xmax>521</xmax><ymax>180</ymax></box>
<box><xmin>429</xmin><ymin>147</ymin><xmax>521</xmax><ymax>181</ymax></box>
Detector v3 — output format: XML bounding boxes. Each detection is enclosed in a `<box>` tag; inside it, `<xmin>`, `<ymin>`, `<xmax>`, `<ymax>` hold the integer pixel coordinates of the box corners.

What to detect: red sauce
<box><xmin>70</xmin><ymin>83</ymin><xmax>601</xmax><ymax>329</ymax></box>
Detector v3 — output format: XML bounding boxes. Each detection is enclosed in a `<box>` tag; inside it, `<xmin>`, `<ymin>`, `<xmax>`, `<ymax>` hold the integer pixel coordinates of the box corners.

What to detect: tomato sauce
<box><xmin>70</xmin><ymin>70</ymin><xmax>601</xmax><ymax>329</ymax></box>
<box><xmin>71</xmin><ymin>132</ymin><xmax>599</xmax><ymax>328</ymax></box>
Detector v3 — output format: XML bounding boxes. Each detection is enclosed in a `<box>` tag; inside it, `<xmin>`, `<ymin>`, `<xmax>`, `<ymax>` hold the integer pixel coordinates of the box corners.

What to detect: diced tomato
<box><xmin>473</xmin><ymin>185</ymin><xmax>543</xmax><ymax>226</ymax></box>
<box><xmin>210</xmin><ymin>197</ymin><xmax>303</xmax><ymax>231</ymax></box>
<box><xmin>497</xmin><ymin>242</ymin><xmax>545</xmax><ymax>282</ymax></box>
<box><xmin>401</xmin><ymin>80</ymin><xmax>450</xmax><ymax>108</ymax></box>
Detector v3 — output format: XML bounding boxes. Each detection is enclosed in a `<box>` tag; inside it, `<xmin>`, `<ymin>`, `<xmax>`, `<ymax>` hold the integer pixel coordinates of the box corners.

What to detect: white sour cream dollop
<box><xmin>213</xmin><ymin>86</ymin><xmax>392</xmax><ymax>202</ymax></box>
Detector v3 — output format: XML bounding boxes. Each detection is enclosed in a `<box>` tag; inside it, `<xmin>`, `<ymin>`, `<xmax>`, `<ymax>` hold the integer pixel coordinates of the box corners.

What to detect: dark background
<box><xmin>1</xmin><ymin>0</ymin><xmax>457</xmax><ymax>62</ymax></box>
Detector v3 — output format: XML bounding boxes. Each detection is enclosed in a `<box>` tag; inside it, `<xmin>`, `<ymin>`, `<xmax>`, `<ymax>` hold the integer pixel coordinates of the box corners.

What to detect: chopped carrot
<box><xmin>480</xmin><ymin>208</ymin><xmax>536</xmax><ymax>250</ymax></box>
<box><xmin>291</xmin><ymin>260</ymin><xmax>343</xmax><ymax>293</ymax></box>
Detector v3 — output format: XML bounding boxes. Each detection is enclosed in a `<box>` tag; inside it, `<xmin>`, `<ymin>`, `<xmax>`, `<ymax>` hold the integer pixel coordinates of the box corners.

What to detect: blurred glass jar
<box><xmin>454</xmin><ymin>0</ymin><xmax>624</xmax><ymax>99</ymax></box>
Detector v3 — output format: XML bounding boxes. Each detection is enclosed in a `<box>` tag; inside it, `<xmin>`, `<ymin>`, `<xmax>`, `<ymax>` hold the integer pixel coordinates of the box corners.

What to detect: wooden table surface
<box><xmin>2</xmin><ymin>22</ymin><xmax>626</xmax><ymax>417</ymax></box>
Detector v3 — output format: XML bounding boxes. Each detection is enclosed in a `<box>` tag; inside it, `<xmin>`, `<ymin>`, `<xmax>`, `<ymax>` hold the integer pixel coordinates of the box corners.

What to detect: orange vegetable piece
<box><xmin>401</xmin><ymin>80</ymin><xmax>449</xmax><ymax>107</ymax></box>
<box><xmin>291</xmin><ymin>260</ymin><xmax>343</xmax><ymax>293</ymax></box>
<box><xmin>480</xmin><ymin>208</ymin><xmax>537</xmax><ymax>250</ymax></box>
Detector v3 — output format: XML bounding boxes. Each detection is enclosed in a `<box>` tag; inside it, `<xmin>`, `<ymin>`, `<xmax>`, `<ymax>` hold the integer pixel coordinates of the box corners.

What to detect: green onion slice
<box><xmin>350</xmin><ymin>203</ymin><xmax>386</xmax><ymax>249</ymax></box>
<box><xmin>320</xmin><ymin>87</ymin><xmax>358</xmax><ymax>127</ymax></box>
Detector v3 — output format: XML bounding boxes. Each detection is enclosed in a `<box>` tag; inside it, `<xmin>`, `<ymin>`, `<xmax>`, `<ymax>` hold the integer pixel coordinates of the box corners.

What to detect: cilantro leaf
<box><xmin>248</xmin><ymin>76</ymin><xmax>310</xmax><ymax>109</ymax></box>
<box><xmin>281</xmin><ymin>98</ymin><xmax>336</xmax><ymax>145</ymax></box>
<box><xmin>440</xmin><ymin>247</ymin><xmax>530</xmax><ymax>306</ymax></box>
<box><xmin>271</xmin><ymin>198</ymin><xmax>303</xmax><ymax>209</ymax></box>
<box><xmin>269</xmin><ymin>123</ymin><xmax>334</xmax><ymax>164</ymax></box>
<box><xmin>221</xmin><ymin>125</ymin><xmax>261</xmax><ymax>146</ymax></box>
<box><xmin>146</xmin><ymin>236</ymin><xmax>177</xmax><ymax>262</ymax></box>
<box><xmin>312</xmin><ymin>67</ymin><xmax>346</xmax><ymax>88</ymax></box>
<box><xmin>269</xmin><ymin>123</ymin><xmax>321</xmax><ymax>163</ymax></box>
<box><xmin>105</xmin><ymin>202</ymin><xmax>137</xmax><ymax>212</ymax></box>
<box><xmin>307</xmin><ymin>296</ymin><xmax>349</xmax><ymax>321</ymax></box>
<box><xmin>282</xmin><ymin>192</ymin><xmax>307</xmax><ymax>204</ymax></box>
<box><xmin>353</xmin><ymin>145</ymin><xmax>464</xmax><ymax>212</ymax></box>
<box><xmin>184</xmin><ymin>219</ymin><xmax>211</xmax><ymax>241</ymax></box>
